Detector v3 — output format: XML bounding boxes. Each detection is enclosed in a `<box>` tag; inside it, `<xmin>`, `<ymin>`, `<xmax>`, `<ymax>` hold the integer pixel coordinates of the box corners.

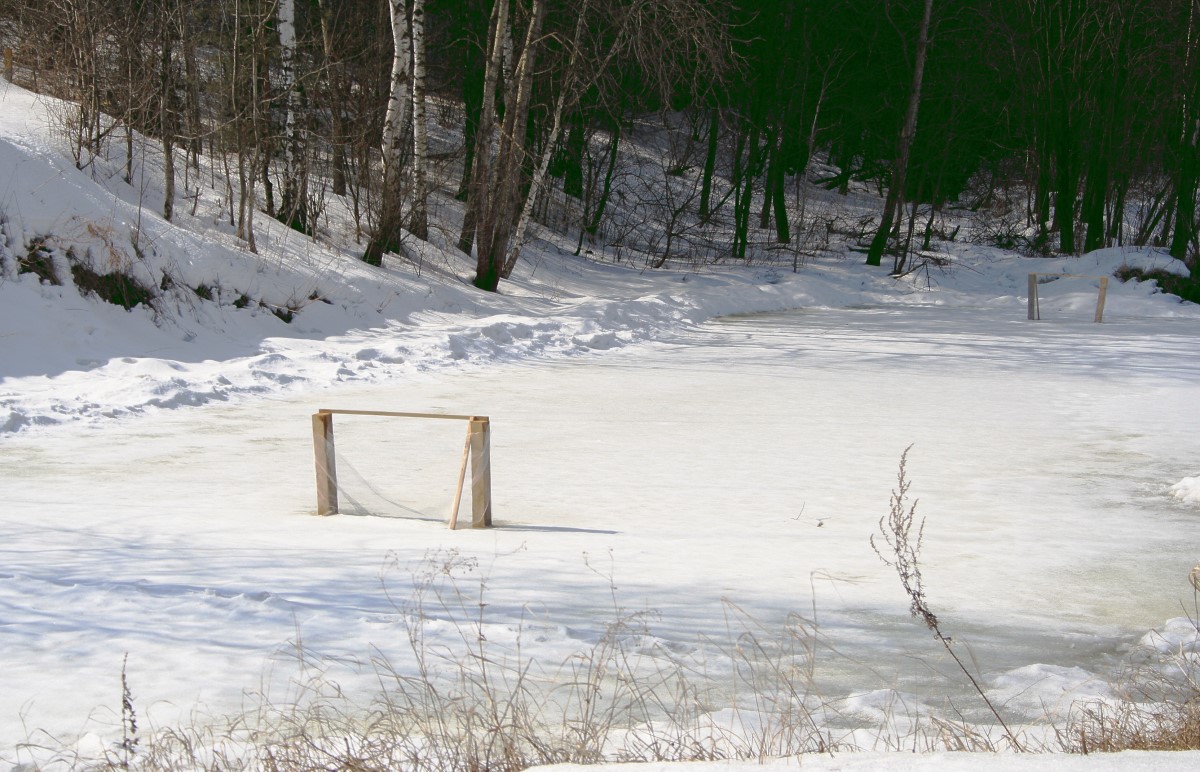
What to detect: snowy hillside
<box><xmin>4</xmin><ymin>78</ymin><xmax>1200</xmax><ymax>769</ymax></box>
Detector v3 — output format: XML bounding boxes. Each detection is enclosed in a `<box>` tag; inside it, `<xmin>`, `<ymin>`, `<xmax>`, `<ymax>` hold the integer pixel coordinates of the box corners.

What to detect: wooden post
<box><xmin>312</xmin><ymin>411</ymin><xmax>338</xmax><ymax>515</ymax></box>
<box><xmin>1094</xmin><ymin>276</ymin><xmax>1108</xmax><ymax>323</ymax></box>
<box><xmin>469</xmin><ymin>417</ymin><xmax>492</xmax><ymax>527</ymax></box>
<box><xmin>1027</xmin><ymin>273</ymin><xmax>1038</xmax><ymax>320</ymax></box>
<box><xmin>3</xmin><ymin>48</ymin><xmax>12</xmax><ymax>82</ymax></box>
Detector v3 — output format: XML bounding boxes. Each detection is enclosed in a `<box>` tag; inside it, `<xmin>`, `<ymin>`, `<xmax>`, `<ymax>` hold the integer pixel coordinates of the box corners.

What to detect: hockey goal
<box><xmin>311</xmin><ymin>409</ymin><xmax>492</xmax><ymax>529</ymax></box>
<box><xmin>1027</xmin><ymin>273</ymin><xmax>1110</xmax><ymax>323</ymax></box>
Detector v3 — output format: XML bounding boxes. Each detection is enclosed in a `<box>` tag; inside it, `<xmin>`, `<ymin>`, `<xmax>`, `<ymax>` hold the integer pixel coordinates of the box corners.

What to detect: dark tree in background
<box><xmin>2</xmin><ymin>0</ymin><xmax>1199</xmax><ymax>284</ymax></box>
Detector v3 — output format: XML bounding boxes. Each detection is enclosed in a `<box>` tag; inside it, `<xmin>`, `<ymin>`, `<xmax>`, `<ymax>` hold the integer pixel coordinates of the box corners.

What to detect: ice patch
<box><xmin>988</xmin><ymin>664</ymin><xmax>1112</xmax><ymax>719</ymax></box>
<box><xmin>1138</xmin><ymin>617</ymin><xmax>1200</xmax><ymax>656</ymax></box>
<box><xmin>840</xmin><ymin>689</ymin><xmax>932</xmax><ymax>723</ymax></box>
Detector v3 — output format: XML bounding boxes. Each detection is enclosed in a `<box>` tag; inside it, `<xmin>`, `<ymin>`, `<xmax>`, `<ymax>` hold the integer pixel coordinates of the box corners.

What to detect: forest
<box><xmin>2</xmin><ymin>0</ymin><xmax>1198</xmax><ymax>290</ymax></box>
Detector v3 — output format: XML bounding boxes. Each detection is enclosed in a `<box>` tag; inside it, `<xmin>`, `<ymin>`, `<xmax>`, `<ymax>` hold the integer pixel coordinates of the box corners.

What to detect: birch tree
<box><xmin>408</xmin><ymin>0</ymin><xmax>429</xmax><ymax>240</ymax></box>
<box><xmin>275</xmin><ymin>0</ymin><xmax>309</xmax><ymax>232</ymax></box>
<box><xmin>456</xmin><ymin>0</ymin><xmax>509</xmax><ymax>265</ymax></box>
<box><xmin>363</xmin><ymin>0</ymin><xmax>412</xmax><ymax>266</ymax></box>
<box><xmin>469</xmin><ymin>0</ymin><xmax>544</xmax><ymax>292</ymax></box>
<box><xmin>461</xmin><ymin>0</ymin><xmax>732</xmax><ymax>290</ymax></box>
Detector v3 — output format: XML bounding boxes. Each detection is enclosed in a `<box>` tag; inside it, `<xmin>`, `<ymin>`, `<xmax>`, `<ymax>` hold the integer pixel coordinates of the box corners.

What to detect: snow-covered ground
<box><xmin>3</xmin><ymin>79</ymin><xmax>1200</xmax><ymax>768</ymax></box>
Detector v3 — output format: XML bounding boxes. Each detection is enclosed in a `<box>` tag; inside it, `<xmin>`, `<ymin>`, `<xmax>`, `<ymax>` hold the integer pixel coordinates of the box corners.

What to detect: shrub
<box><xmin>1113</xmin><ymin>266</ymin><xmax>1200</xmax><ymax>304</ymax></box>
<box><xmin>70</xmin><ymin>261</ymin><xmax>155</xmax><ymax>310</ymax></box>
<box><xmin>18</xmin><ymin>237</ymin><xmax>61</xmax><ymax>284</ymax></box>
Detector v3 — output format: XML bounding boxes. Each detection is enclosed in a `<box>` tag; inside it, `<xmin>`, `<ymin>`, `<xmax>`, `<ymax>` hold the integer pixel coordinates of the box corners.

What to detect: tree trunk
<box><xmin>1054</xmin><ymin>115</ymin><xmax>1077</xmax><ymax>254</ymax></box>
<box><xmin>160</xmin><ymin>4</ymin><xmax>175</xmax><ymax>222</ymax></box>
<box><xmin>1172</xmin><ymin>0</ymin><xmax>1200</xmax><ymax>265</ymax></box>
<box><xmin>699</xmin><ymin>107</ymin><xmax>719</xmax><ymax>220</ymax></box>
<box><xmin>409</xmin><ymin>0</ymin><xmax>430</xmax><ymax>239</ymax></box>
<box><xmin>365</xmin><ymin>0</ymin><xmax>413</xmax><ymax>266</ymax></box>
<box><xmin>772</xmin><ymin>134</ymin><xmax>791</xmax><ymax>244</ymax></box>
<box><xmin>476</xmin><ymin>0</ymin><xmax>546</xmax><ymax>290</ymax></box>
<box><xmin>456</xmin><ymin>2</ymin><xmax>487</xmax><ymax>201</ymax></box>
<box><xmin>758</xmin><ymin>124</ymin><xmax>779</xmax><ymax>229</ymax></box>
<box><xmin>733</xmin><ymin>121</ymin><xmax>760</xmax><ymax>260</ymax></box>
<box><xmin>1081</xmin><ymin>154</ymin><xmax>1108</xmax><ymax>253</ymax></box>
<box><xmin>562</xmin><ymin>111</ymin><xmax>585</xmax><ymax>199</ymax></box>
<box><xmin>182</xmin><ymin>14</ymin><xmax>202</xmax><ymax>172</ymax></box>
<box><xmin>499</xmin><ymin>0</ymin><xmax>591</xmax><ymax>280</ymax></box>
<box><xmin>458</xmin><ymin>0</ymin><xmax>510</xmax><ymax>256</ymax></box>
<box><xmin>866</xmin><ymin>0</ymin><xmax>934</xmax><ymax>267</ymax></box>
<box><xmin>276</xmin><ymin>0</ymin><xmax>306</xmax><ymax>232</ymax></box>
<box><xmin>586</xmin><ymin>120</ymin><xmax>621</xmax><ymax>235</ymax></box>
<box><xmin>1172</xmin><ymin>134</ymin><xmax>1198</xmax><ymax>262</ymax></box>
<box><xmin>317</xmin><ymin>0</ymin><xmax>347</xmax><ymax>196</ymax></box>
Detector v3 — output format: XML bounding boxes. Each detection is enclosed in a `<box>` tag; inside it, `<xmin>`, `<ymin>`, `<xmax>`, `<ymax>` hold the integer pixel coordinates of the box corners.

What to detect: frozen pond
<box><xmin>3</xmin><ymin>304</ymin><xmax>1200</xmax><ymax>747</ymax></box>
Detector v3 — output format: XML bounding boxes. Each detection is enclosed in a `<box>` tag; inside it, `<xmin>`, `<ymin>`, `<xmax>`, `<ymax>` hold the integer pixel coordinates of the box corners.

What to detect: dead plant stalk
<box><xmin>870</xmin><ymin>445</ymin><xmax>1023</xmax><ymax>751</ymax></box>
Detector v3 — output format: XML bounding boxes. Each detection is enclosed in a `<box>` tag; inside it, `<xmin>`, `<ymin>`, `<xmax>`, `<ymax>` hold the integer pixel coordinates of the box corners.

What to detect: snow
<box><xmin>1169</xmin><ymin>477</ymin><xmax>1200</xmax><ymax>505</ymax></box>
<box><xmin>3</xmin><ymin>78</ymin><xmax>1200</xmax><ymax>768</ymax></box>
<box><xmin>536</xmin><ymin>753</ymin><xmax>1200</xmax><ymax>771</ymax></box>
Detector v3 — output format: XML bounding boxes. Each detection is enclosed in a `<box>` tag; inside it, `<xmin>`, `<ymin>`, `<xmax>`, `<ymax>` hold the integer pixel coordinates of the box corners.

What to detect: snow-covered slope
<box><xmin>0</xmin><ymin>78</ymin><xmax>1192</xmax><ymax>435</ymax></box>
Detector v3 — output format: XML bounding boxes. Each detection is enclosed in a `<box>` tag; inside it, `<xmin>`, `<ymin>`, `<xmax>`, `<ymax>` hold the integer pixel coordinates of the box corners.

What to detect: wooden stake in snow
<box><xmin>311</xmin><ymin>409</ymin><xmax>493</xmax><ymax>528</ymax></box>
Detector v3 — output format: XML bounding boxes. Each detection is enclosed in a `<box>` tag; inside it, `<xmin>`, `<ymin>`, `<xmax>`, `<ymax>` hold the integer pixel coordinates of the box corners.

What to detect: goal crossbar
<box><xmin>312</xmin><ymin>409</ymin><xmax>492</xmax><ymax>529</ymax></box>
<box><xmin>1027</xmin><ymin>273</ymin><xmax>1109</xmax><ymax>323</ymax></box>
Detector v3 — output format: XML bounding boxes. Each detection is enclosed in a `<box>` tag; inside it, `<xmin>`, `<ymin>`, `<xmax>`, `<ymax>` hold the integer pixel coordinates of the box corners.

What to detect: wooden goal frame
<box><xmin>311</xmin><ymin>409</ymin><xmax>492</xmax><ymax>529</ymax></box>
<box><xmin>1027</xmin><ymin>273</ymin><xmax>1109</xmax><ymax>323</ymax></box>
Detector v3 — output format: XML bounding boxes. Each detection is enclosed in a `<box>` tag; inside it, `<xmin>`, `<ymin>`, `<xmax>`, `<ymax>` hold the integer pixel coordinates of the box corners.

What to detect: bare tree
<box><xmin>866</xmin><ymin>0</ymin><xmax>935</xmax><ymax>268</ymax></box>
<box><xmin>1171</xmin><ymin>0</ymin><xmax>1200</xmax><ymax>266</ymax></box>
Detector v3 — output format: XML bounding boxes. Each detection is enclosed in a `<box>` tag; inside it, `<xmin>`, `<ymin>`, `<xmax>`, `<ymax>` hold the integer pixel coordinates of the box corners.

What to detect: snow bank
<box><xmin>532</xmin><ymin>751</ymin><xmax>1200</xmax><ymax>771</ymax></box>
<box><xmin>1170</xmin><ymin>477</ymin><xmax>1200</xmax><ymax>504</ymax></box>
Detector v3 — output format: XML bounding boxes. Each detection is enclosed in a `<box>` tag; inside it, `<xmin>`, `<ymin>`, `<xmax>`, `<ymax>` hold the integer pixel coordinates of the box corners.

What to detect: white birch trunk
<box><xmin>277</xmin><ymin>0</ymin><xmax>301</xmax><ymax>199</ymax></box>
<box><xmin>501</xmin><ymin>0</ymin><xmax>591</xmax><ymax>278</ymax></box>
<box><xmin>472</xmin><ymin>0</ymin><xmax>543</xmax><ymax>289</ymax></box>
<box><xmin>364</xmin><ymin>0</ymin><xmax>413</xmax><ymax>264</ymax></box>
<box><xmin>277</xmin><ymin>0</ymin><xmax>296</xmax><ymax>153</ymax></box>
<box><xmin>381</xmin><ymin>0</ymin><xmax>412</xmax><ymax>182</ymax></box>
<box><xmin>409</xmin><ymin>0</ymin><xmax>429</xmax><ymax>239</ymax></box>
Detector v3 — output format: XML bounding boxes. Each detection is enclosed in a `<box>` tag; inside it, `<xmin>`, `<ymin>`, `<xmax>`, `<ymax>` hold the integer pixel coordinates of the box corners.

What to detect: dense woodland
<box><xmin>1</xmin><ymin>0</ymin><xmax>1198</xmax><ymax>290</ymax></box>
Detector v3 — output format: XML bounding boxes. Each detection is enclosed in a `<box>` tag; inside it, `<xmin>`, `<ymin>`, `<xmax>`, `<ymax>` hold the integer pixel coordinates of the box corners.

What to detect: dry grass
<box><xmin>1061</xmin><ymin>611</ymin><xmax>1200</xmax><ymax>754</ymax></box>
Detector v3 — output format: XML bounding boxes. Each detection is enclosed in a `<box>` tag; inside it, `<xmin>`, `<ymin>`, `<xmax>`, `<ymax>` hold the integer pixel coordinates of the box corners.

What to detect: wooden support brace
<box><xmin>448</xmin><ymin>424</ymin><xmax>473</xmax><ymax>529</ymax></box>
<box><xmin>312</xmin><ymin>412</ymin><xmax>338</xmax><ymax>515</ymax></box>
<box><xmin>3</xmin><ymin>48</ymin><xmax>12</xmax><ymax>82</ymax></box>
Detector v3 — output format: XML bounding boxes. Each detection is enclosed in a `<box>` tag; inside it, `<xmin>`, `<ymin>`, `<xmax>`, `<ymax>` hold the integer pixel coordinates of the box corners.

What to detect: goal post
<box><xmin>311</xmin><ymin>409</ymin><xmax>492</xmax><ymax>528</ymax></box>
<box><xmin>1027</xmin><ymin>273</ymin><xmax>1109</xmax><ymax>323</ymax></box>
